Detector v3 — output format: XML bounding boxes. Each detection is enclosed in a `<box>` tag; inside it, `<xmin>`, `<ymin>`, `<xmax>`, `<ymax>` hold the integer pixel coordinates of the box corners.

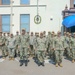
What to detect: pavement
<box><xmin>0</xmin><ymin>53</ymin><xmax>75</xmax><ymax>75</ymax></box>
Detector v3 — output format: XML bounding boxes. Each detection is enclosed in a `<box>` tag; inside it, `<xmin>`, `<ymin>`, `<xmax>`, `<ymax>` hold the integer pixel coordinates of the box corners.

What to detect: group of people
<box><xmin>0</xmin><ymin>29</ymin><xmax>75</xmax><ymax>67</ymax></box>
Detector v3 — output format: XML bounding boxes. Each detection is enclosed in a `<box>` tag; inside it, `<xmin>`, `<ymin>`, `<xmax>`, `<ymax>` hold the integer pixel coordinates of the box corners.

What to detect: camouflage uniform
<box><xmin>15</xmin><ymin>32</ymin><xmax>20</xmax><ymax>57</ymax></box>
<box><xmin>0</xmin><ymin>32</ymin><xmax>5</xmax><ymax>58</ymax></box>
<box><xmin>48</xmin><ymin>33</ymin><xmax>55</xmax><ymax>59</ymax></box>
<box><xmin>2</xmin><ymin>33</ymin><xmax>8</xmax><ymax>58</ymax></box>
<box><xmin>7</xmin><ymin>34</ymin><xmax>16</xmax><ymax>60</ymax></box>
<box><xmin>54</xmin><ymin>32</ymin><xmax>64</xmax><ymax>67</ymax></box>
<box><xmin>63</xmin><ymin>32</ymin><xmax>70</xmax><ymax>58</ymax></box>
<box><xmin>68</xmin><ymin>33</ymin><xmax>75</xmax><ymax>63</ymax></box>
<box><xmin>19</xmin><ymin>29</ymin><xmax>29</xmax><ymax>66</ymax></box>
<box><xmin>29</xmin><ymin>33</ymin><xmax>35</xmax><ymax>56</ymax></box>
<box><xmin>35</xmin><ymin>33</ymin><xmax>47</xmax><ymax>66</ymax></box>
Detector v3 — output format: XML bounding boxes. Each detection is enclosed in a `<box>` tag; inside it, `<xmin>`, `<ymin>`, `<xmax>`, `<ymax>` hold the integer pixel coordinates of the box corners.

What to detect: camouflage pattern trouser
<box><xmin>36</xmin><ymin>50</ymin><xmax>45</xmax><ymax>63</ymax></box>
<box><xmin>0</xmin><ymin>45</ymin><xmax>8</xmax><ymax>57</ymax></box>
<box><xmin>8</xmin><ymin>48</ymin><xmax>15</xmax><ymax>58</ymax></box>
<box><xmin>71</xmin><ymin>48</ymin><xmax>75</xmax><ymax>60</ymax></box>
<box><xmin>66</xmin><ymin>47</ymin><xmax>71</xmax><ymax>58</ymax></box>
<box><xmin>20</xmin><ymin>47</ymin><xmax>28</xmax><ymax>60</ymax></box>
<box><xmin>2</xmin><ymin>45</ymin><xmax>8</xmax><ymax>57</ymax></box>
<box><xmin>30</xmin><ymin>45</ymin><xmax>34</xmax><ymax>55</ymax></box>
<box><xmin>15</xmin><ymin>45</ymin><xmax>20</xmax><ymax>56</ymax></box>
<box><xmin>54</xmin><ymin>50</ymin><xmax>64</xmax><ymax>64</ymax></box>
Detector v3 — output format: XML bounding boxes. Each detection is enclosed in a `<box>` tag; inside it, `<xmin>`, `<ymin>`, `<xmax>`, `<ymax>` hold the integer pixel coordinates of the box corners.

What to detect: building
<box><xmin>62</xmin><ymin>0</ymin><xmax>75</xmax><ymax>33</ymax></box>
<box><xmin>0</xmin><ymin>0</ymin><xmax>71</xmax><ymax>34</ymax></box>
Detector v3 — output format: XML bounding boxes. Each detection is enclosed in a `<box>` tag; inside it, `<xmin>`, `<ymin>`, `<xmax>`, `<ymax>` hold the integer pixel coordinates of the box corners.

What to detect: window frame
<box><xmin>20</xmin><ymin>14</ymin><xmax>30</xmax><ymax>32</ymax></box>
<box><xmin>1</xmin><ymin>15</ymin><xmax>10</xmax><ymax>32</ymax></box>
<box><xmin>1</xmin><ymin>0</ymin><xmax>10</xmax><ymax>5</ymax></box>
<box><xmin>20</xmin><ymin>0</ymin><xmax>30</xmax><ymax>5</ymax></box>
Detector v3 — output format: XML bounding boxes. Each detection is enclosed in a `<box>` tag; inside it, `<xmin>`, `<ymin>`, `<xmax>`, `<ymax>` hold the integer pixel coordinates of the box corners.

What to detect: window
<box><xmin>2</xmin><ymin>15</ymin><xmax>10</xmax><ymax>32</ymax></box>
<box><xmin>74</xmin><ymin>0</ymin><xmax>75</xmax><ymax>7</ymax></box>
<box><xmin>20</xmin><ymin>14</ymin><xmax>30</xmax><ymax>32</ymax></box>
<box><xmin>2</xmin><ymin>0</ymin><xmax>10</xmax><ymax>5</ymax></box>
<box><xmin>21</xmin><ymin>0</ymin><xmax>30</xmax><ymax>4</ymax></box>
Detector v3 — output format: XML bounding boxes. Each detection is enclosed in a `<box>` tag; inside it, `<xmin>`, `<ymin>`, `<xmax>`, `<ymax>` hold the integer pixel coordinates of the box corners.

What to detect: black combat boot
<box><xmin>38</xmin><ymin>61</ymin><xmax>41</xmax><ymax>66</ymax></box>
<box><xmin>20</xmin><ymin>60</ymin><xmax>23</xmax><ymax>66</ymax></box>
<box><xmin>25</xmin><ymin>60</ymin><xmax>28</xmax><ymax>66</ymax></box>
<box><xmin>41</xmin><ymin>62</ymin><xmax>45</xmax><ymax>66</ymax></box>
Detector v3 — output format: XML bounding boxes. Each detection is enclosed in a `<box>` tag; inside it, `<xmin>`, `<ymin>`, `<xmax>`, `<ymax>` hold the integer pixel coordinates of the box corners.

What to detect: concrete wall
<box><xmin>0</xmin><ymin>0</ymin><xmax>70</xmax><ymax>34</ymax></box>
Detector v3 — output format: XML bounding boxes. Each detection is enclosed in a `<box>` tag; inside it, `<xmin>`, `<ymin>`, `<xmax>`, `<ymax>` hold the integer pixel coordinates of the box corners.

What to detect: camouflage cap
<box><xmin>66</xmin><ymin>32</ymin><xmax>69</xmax><ymax>35</ymax></box>
<box><xmin>69</xmin><ymin>33</ymin><xmax>71</xmax><ymax>36</ymax></box>
<box><xmin>64</xmin><ymin>32</ymin><xmax>66</xmax><ymax>34</ymax></box>
<box><xmin>52</xmin><ymin>31</ymin><xmax>55</xmax><ymax>34</ymax></box>
<box><xmin>73</xmin><ymin>33</ymin><xmax>75</xmax><ymax>35</ymax></box>
<box><xmin>16</xmin><ymin>31</ymin><xmax>19</xmax><ymax>33</ymax></box>
<box><xmin>57</xmin><ymin>31</ymin><xmax>61</xmax><ymax>34</ymax></box>
<box><xmin>40</xmin><ymin>32</ymin><xmax>43</xmax><ymax>35</ymax></box>
<box><xmin>7</xmin><ymin>32</ymin><xmax>10</xmax><ymax>34</ymax></box>
<box><xmin>22</xmin><ymin>28</ymin><xmax>25</xmax><ymax>31</ymax></box>
<box><xmin>31</xmin><ymin>32</ymin><xmax>33</xmax><ymax>34</ymax></box>
<box><xmin>0</xmin><ymin>31</ymin><xmax>2</xmax><ymax>33</ymax></box>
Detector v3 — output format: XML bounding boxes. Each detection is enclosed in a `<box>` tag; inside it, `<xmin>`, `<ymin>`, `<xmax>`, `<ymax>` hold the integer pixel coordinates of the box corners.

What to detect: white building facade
<box><xmin>0</xmin><ymin>0</ymin><xmax>70</xmax><ymax>34</ymax></box>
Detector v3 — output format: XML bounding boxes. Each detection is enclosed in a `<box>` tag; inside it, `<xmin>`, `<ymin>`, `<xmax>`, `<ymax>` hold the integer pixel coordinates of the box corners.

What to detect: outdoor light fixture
<box><xmin>50</xmin><ymin>16</ymin><xmax>53</xmax><ymax>20</ymax></box>
<box><xmin>34</xmin><ymin>0</ymin><xmax>41</xmax><ymax>24</ymax></box>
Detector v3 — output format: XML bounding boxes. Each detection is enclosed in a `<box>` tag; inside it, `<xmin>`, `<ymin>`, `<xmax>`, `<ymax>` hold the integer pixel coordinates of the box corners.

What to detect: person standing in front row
<box><xmin>34</xmin><ymin>32</ymin><xmax>47</xmax><ymax>66</ymax></box>
<box><xmin>19</xmin><ymin>29</ymin><xmax>30</xmax><ymax>66</ymax></box>
<box><xmin>7</xmin><ymin>34</ymin><xmax>16</xmax><ymax>60</ymax></box>
<box><xmin>54</xmin><ymin>31</ymin><xmax>64</xmax><ymax>67</ymax></box>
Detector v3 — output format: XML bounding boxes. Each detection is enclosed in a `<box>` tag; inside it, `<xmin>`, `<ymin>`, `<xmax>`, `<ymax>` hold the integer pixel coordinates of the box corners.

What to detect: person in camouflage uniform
<box><xmin>70</xmin><ymin>33</ymin><xmax>75</xmax><ymax>63</ymax></box>
<box><xmin>33</xmin><ymin>32</ymin><xmax>40</xmax><ymax>61</ymax></box>
<box><xmin>46</xmin><ymin>31</ymin><xmax>51</xmax><ymax>54</ymax></box>
<box><xmin>0</xmin><ymin>32</ymin><xmax>6</xmax><ymax>59</ymax></box>
<box><xmin>43</xmin><ymin>31</ymin><xmax>46</xmax><ymax>37</ymax></box>
<box><xmin>15</xmin><ymin>31</ymin><xmax>20</xmax><ymax>57</ymax></box>
<box><xmin>2</xmin><ymin>33</ymin><xmax>8</xmax><ymax>58</ymax></box>
<box><xmin>7</xmin><ymin>34</ymin><xmax>16</xmax><ymax>60</ymax></box>
<box><xmin>6</xmin><ymin>32</ymin><xmax>10</xmax><ymax>55</ymax></box>
<box><xmin>48</xmin><ymin>32</ymin><xmax>56</xmax><ymax>60</ymax></box>
<box><xmin>35</xmin><ymin>32</ymin><xmax>47</xmax><ymax>66</ymax></box>
<box><xmin>29</xmin><ymin>32</ymin><xmax>35</xmax><ymax>57</ymax></box>
<box><xmin>63</xmin><ymin>32</ymin><xmax>70</xmax><ymax>58</ymax></box>
<box><xmin>66</xmin><ymin>33</ymin><xmax>73</xmax><ymax>59</ymax></box>
<box><xmin>19</xmin><ymin>29</ymin><xmax>30</xmax><ymax>66</ymax></box>
<box><xmin>54</xmin><ymin>31</ymin><xmax>64</xmax><ymax>67</ymax></box>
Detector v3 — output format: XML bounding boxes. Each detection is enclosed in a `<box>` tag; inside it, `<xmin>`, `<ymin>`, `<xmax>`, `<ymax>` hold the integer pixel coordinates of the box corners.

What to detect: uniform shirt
<box><xmin>7</xmin><ymin>37</ymin><xmax>16</xmax><ymax>48</ymax></box>
<box><xmin>15</xmin><ymin>35</ymin><xmax>20</xmax><ymax>46</ymax></box>
<box><xmin>36</xmin><ymin>37</ymin><xmax>47</xmax><ymax>51</ymax></box>
<box><xmin>55</xmin><ymin>36</ymin><xmax>64</xmax><ymax>50</ymax></box>
<box><xmin>0</xmin><ymin>36</ymin><xmax>5</xmax><ymax>46</ymax></box>
<box><xmin>29</xmin><ymin>35</ymin><xmax>35</xmax><ymax>45</ymax></box>
<box><xmin>3</xmin><ymin>35</ymin><xmax>7</xmax><ymax>45</ymax></box>
<box><xmin>19</xmin><ymin>34</ymin><xmax>29</xmax><ymax>47</ymax></box>
<box><xmin>71</xmin><ymin>37</ymin><xmax>75</xmax><ymax>48</ymax></box>
<box><xmin>63</xmin><ymin>35</ymin><xmax>69</xmax><ymax>48</ymax></box>
<box><xmin>68</xmin><ymin>37</ymin><xmax>73</xmax><ymax>49</ymax></box>
<box><xmin>50</xmin><ymin>36</ymin><xmax>56</xmax><ymax>49</ymax></box>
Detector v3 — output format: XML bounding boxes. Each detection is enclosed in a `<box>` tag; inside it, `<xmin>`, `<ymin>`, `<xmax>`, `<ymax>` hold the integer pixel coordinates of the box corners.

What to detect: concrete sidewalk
<box><xmin>0</xmin><ymin>56</ymin><xmax>75</xmax><ymax>75</ymax></box>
